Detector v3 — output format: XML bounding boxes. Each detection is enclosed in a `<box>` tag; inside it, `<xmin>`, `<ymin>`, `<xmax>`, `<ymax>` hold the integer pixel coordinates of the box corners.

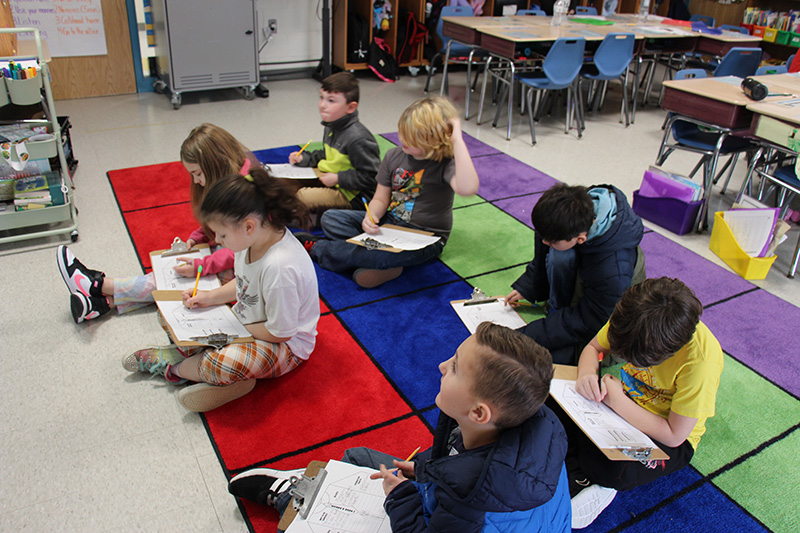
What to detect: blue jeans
<box><xmin>545</xmin><ymin>247</ymin><xmax>578</xmax><ymax>311</ymax></box>
<box><xmin>310</xmin><ymin>209</ymin><xmax>446</xmax><ymax>273</ymax></box>
<box><xmin>276</xmin><ymin>447</ymin><xmax>400</xmax><ymax>532</ymax></box>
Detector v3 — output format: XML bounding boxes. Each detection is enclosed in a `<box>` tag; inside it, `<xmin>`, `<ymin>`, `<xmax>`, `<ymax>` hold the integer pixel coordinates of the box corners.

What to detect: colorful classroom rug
<box><xmin>107</xmin><ymin>134</ymin><xmax>800</xmax><ymax>533</ymax></box>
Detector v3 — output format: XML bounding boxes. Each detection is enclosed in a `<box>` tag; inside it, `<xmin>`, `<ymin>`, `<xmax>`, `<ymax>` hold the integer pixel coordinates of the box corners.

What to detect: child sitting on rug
<box><xmin>123</xmin><ymin>166</ymin><xmax>319</xmax><ymax>412</ymax></box>
<box><xmin>285</xmin><ymin>71</ymin><xmax>381</xmax><ymax>216</ymax></box>
<box><xmin>228</xmin><ymin>322</ymin><xmax>571</xmax><ymax>532</ymax></box>
<box><xmin>57</xmin><ymin>123</ymin><xmax>258</xmax><ymax>324</ymax></box>
<box><xmin>295</xmin><ymin>96</ymin><xmax>480</xmax><ymax>288</ymax></box>
<box><xmin>505</xmin><ymin>183</ymin><xmax>645</xmax><ymax>365</ymax></box>
<box><xmin>560</xmin><ymin>277</ymin><xmax>723</xmax><ymax>529</ymax></box>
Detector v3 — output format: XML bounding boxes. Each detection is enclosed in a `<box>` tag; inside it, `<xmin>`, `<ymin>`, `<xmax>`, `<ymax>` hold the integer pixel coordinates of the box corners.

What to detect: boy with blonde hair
<box><xmin>296</xmin><ymin>96</ymin><xmax>479</xmax><ymax>288</ymax></box>
<box><xmin>229</xmin><ymin>322</ymin><xmax>572</xmax><ymax>532</ymax></box>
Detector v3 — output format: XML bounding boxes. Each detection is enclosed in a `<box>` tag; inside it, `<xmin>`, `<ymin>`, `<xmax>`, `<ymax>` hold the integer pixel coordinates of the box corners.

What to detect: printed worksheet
<box><xmin>286</xmin><ymin>460</ymin><xmax>392</xmax><ymax>533</ymax></box>
<box><xmin>348</xmin><ymin>226</ymin><xmax>441</xmax><ymax>251</ymax></box>
<box><xmin>154</xmin><ymin>300</ymin><xmax>250</xmax><ymax>342</ymax></box>
<box><xmin>549</xmin><ymin>379</ymin><xmax>658</xmax><ymax>451</ymax></box>
<box><xmin>265</xmin><ymin>164</ymin><xmax>318</xmax><ymax>179</ymax></box>
<box><xmin>451</xmin><ymin>299</ymin><xmax>527</xmax><ymax>333</ymax></box>
<box><xmin>150</xmin><ymin>248</ymin><xmax>221</xmax><ymax>292</ymax></box>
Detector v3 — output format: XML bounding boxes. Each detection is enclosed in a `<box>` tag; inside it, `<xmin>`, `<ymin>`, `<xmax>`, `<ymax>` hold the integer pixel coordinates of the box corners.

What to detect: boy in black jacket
<box><xmin>506</xmin><ymin>184</ymin><xmax>644</xmax><ymax>365</ymax></box>
<box><xmin>228</xmin><ymin>323</ymin><xmax>571</xmax><ymax>532</ymax></box>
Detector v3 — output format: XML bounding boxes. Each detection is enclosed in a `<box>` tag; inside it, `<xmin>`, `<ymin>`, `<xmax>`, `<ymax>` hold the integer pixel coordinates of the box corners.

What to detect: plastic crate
<box><xmin>709</xmin><ymin>212</ymin><xmax>777</xmax><ymax>279</ymax></box>
<box><xmin>789</xmin><ymin>32</ymin><xmax>800</xmax><ymax>47</ymax></box>
<box><xmin>632</xmin><ymin>190</ymin><xmax>703</xmax><ymax>235</ymax></box>
<box><xmin>776</xmin><ymin>30</ymin><xmax>791</xmax><ymax>45</ymax></box>
<box><xmin>753</xmin><ymin>26</ymin><xmax>767</xmax><ymax>38</ymax></box>
<box><xmin>763</xmin><ymin>28</ymin><xmax>778</xmax><ymax>42</ymax></box>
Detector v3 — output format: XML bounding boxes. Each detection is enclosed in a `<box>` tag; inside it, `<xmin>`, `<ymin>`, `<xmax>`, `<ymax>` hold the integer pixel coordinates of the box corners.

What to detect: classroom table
<box><xmin>658</xmin><ymin>74</ymin><xmax>799</xmax><ymax>232</ymax></box>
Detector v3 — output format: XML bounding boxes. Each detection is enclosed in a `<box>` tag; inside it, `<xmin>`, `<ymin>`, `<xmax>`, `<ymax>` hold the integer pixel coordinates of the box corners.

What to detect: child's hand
<box><xmin>576</xmin><ymin>372</ymin><xmax>606</xmax><ymax>403</ymax></box>
<box><xmin>362</xmin><ymin>212</ymin><xmax>380</xmax><ymax>234</ymax></box>
<box><xmin>369</xmin><ymin>463</ymin><xmax>407</xmax><ymax>496</ymax></box>
<box><xmin>186</xmin><ymin>238</ymin><xmax>196</xmax><ymax>249</ymax></box>
<box><xmin>319</xmin><ymin>172</ymin><xmax>338</xmax><ymax>187</ymax></box>
<box><xmin>600</xmin><ymin>374</ymin><xmax>624</xmax><ymax>407</ymax></box>
<box><xmin>173</xmin><ymin>258</ymin><xmax>196</xmax><ymax>277</ymax></box>
<box><xmin>504</xmin><ymin>289</ymin><xmax>523</xmax><ymax>306</ymax></box>
<box><xmin>288</xmin><ymin>151</ymin><xmax>303</xmax><ymax>164</ymax></box>
<box><xmin>182</xmin><ymin>288</ymin><xmax>210</xmax><ymax>309</ymax></box>
<box><xmin>448</xmin><ymin>116</ymin><xmax>463</xmax><ymax>141</ymax></box>
<box><xmin>390</xmin><ymin>459</ymin><xmax>416</xmax><ymax>479</ymax></box>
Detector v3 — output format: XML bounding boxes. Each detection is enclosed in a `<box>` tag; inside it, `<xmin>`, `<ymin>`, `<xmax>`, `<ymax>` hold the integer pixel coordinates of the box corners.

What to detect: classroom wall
<box><xmin>256</xmin><ymin>0</ymin><xmax>324</xmax><ymax>73</ymax></box>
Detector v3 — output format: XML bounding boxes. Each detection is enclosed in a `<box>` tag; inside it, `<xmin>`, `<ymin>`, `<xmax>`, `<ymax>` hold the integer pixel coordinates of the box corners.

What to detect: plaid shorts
<box><xmin>189</xmin><ymin>340</ymin><xmax>304</xmax><ymax>385</ymax></box>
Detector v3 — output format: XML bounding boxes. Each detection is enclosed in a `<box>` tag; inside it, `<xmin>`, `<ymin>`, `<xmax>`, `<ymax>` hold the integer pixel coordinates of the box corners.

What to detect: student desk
<box><xmin>659</xmin><ymin>75</ymin><xmax>796</xmax><ymax>231</ymax></box>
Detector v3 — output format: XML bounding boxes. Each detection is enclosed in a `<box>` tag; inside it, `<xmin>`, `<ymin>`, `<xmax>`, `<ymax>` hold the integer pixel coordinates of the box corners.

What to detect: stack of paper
<box><xmin>723</xmin><ymin>207</ymin><xmax>780</xmax><ymax>257</ymax></box>
<box><xmin>639</xmin><ymin>166</ymin><xmax>703</xmax><ymax>203</ymax></box>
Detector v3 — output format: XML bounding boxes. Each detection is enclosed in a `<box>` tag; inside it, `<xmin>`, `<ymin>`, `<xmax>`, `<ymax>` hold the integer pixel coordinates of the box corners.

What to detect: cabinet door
<box><xmin>165</xmin><ymin>0</ymin><xmax>258</xmax><ymax>90</ymax></box>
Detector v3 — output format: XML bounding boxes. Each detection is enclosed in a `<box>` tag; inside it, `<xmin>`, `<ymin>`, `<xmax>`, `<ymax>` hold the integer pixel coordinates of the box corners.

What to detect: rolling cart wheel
<box><xmin>153</xmin><ymin>80</ymin><xmax>168</xmax><ymax>94</ymax></box>
<box><xmin>70</xmin><ymin>230</ymin><xmax>79</xmax><ymax>242</ymax></box>
<box><xmin>171</xmin><ymin>93</ymin><xmax>182</xmax><ymax>110</ymax></box>
<box><xmin>243</xmin><ymin>86</ymin><xmax>256</xmax><ymax>100</ymax></box>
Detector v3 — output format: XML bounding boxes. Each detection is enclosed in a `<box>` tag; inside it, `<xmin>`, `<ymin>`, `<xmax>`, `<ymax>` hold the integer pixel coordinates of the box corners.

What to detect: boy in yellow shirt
<box><xmin>563</xmin><ymin>277</ymin><xmax>723</xmax><ymax>529</ymax></box>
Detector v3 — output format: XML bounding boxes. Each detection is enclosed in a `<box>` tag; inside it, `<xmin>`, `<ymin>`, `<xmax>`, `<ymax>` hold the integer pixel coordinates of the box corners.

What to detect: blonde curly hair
<box><xmin>397</xmin><ymin>96</ymin><xmax>457</xmax><ymax>162</ymax></box>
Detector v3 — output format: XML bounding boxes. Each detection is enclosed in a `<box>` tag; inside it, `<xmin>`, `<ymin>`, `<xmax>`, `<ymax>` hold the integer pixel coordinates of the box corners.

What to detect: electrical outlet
<box><xmin>268</xmin><ymin>19</ymin><xmax>277</xmax><ymax>33</ymax></box>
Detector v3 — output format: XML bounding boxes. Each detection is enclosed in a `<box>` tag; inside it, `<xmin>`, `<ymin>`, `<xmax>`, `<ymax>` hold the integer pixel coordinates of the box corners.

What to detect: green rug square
<box><xmin>454</xmin><ymin>193</ymin><xmax>487</xmax><ymax>209</ymax></box>
<box><xmin>376</xmin><ymin>135</ymin><xmax>396</xmax><ymax>158</ymax></box>
<box><xmin>692</xmin><ymin>355</ymin><xmax>800</xmax><ymax>475</ymax></box>
<box><xmin>441</xmin><ymin>203</ymin><xmax>535</xmax><ymax>278</ymax></box>
<box><xmin>467</xmin><ymin>266</ymin><xmax>545</xmax><ymax>324</ymax></box>
<box><xmin>713</xmin><ymin>429</ymin><xmax>800</xmax><ymax>533</ymax></box>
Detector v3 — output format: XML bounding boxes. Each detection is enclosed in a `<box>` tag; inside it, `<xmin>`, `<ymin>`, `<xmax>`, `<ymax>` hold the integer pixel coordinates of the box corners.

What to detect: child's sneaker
<box><xmin>293</xmin><ymin>232</ymin><xmax>322</xmax><ymax>253</ymax></box>
<box><xmin>122</xmin><ymin>345</ymin><xmax>186</xmax><ymax>383</ymax></box>
<box><xmin>57</xmin><ymin>245</ymin><xmax>104</xmax><ymax>298</ymax></box>
<box><xmin>70</xmin><ymin>292</ymin><xmax>111</xmax><ymax>324</ymax></box>
<box><xmin>177</xmin><ymin>379</ymin><xmax>256</xmax><ymax>412</ymax></box>
<box><xmin>228</xmin><ymin>467</ymin><xmax>306</xmax><ymax>508</ymax></box>
<box><xmin>571</xmin><ymin>484</ymin><xmax>617</xmax><ymax>529</ymax></box>
<box><xmin>353</xmin><ymin>267</ymin><xmax>403</xmax><ymax>288</ymax></box>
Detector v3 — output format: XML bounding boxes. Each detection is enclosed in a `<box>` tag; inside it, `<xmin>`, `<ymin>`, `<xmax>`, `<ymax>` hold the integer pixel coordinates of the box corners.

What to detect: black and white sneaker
<box><xmin>57</xmin><ymin>245</ymin><xmax>105</xmax><ymax>298</ymax></box>
<box><xmin>70</xmin><ymin>292</ymin><xmax>111</xmax><ymax>324</ymax></box>
<box><xmin>571</xmin><ymin>484</ymin><xmax>617</xmax><ymax>529</ymax></box>
<box><xmin>228</xmin><ymin>467</ymin><xmax>305</xmax><ymax>508</ymax></box>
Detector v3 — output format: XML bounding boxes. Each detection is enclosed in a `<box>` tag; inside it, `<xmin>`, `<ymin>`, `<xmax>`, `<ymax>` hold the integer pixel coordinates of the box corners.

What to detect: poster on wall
<box><xmin>10</xmin><ymin>0</ymin><xmax>108</xmax><ymax>57</ymax></box>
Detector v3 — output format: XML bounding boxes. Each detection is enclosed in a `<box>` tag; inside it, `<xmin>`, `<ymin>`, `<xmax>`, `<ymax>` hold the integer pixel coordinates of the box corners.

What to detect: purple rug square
<box><xmin>473</xmin><ymin>154</ymin><xmax>559</xmax><ymax>201</ymax></box>
<box><xmin>703</xmin><ymin>289</ymin><xmax>800</xmax><ymax>398</ymax></box>
<box><xmin>379</xmin><ymin>132</ymin><xmax>501</xmax><ymax>158</ymax></box>
<box><xmin>493</xmin><ymin>193</ymin><xmax>544</xmax><ymax>228</ymax></box>
<box><xmin>640</xmin><ymin>232</ymin><xmax>755</xmax><ymax>306</ymax></box>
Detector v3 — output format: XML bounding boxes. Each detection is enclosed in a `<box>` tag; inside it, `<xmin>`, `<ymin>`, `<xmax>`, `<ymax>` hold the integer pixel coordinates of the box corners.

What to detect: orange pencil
<box><xmin>192</xmin><ymin>265</ymin><xmax>203</xmax><ymax>298</ymax></box>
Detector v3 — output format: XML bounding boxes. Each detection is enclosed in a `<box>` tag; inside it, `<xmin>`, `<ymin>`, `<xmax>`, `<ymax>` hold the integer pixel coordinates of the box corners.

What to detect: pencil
<box><xmin>192</xmin><ymin>265</ymin><xmax>203</xmax><ymax>298</ymax></box>
<box><xmin>296</xmin><ymin>139</ymin><xmax>313</xmax><ymax>156</ymax></box>
<box><xmin>597</xmin><ymin>351</ymin><xmax>604</xmax><ymax>381</ymax></box>
<box><xmin>394</xmin><ymin>446</ymin><xmax>421</xmax><ymax>476</ymax></box>
<box><xmin>363</xmin><ymin>198</ymin><xmax>376</xmax><ymax>224</ymax></box>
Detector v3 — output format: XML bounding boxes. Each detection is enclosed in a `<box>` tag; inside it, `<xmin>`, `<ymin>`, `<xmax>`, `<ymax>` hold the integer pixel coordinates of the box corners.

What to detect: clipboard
<box><xmin>150</xmin><ymin>242</ymin><xmax>210</xmax><ymax>261</ymax></box>
<box><xmin>277</xmin><ymin>461</ymin><xmax>327</xmax><ymax>531</ymax></box>
<box><xmin>152</xmin><ymin>290</ymin><xmax>254</xmax><ymax>348</ymax></box>
<box><xmin>450</xmin><ymin>288</ymin><xmax>527</xmax><ymax>333</ymax></box>
<box><xmin>551</xmin><ymin>364</ymin><xmax>669</xmax><ymax>462</ymax></box>
<box><xmin>263</xmin><ymin>163</ymin><xmax>322</xmax><ymax>179</ymax></box>
<box><xmin>346</xmin><ymin>224</ymin><xmax>439</xmax><ymax>253</ymax></box>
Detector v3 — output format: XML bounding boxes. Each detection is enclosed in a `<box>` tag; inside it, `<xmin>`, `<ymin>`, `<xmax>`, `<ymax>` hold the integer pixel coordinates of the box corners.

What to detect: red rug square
<box><xmin>239</xmin><ymin>416</ymin><xmax>434</xmax><ymax>532</ymax></box>
<box><xmin>204</xmin><ymin>313</ymin><xmax>417</xmax><ymax>471</ymax></box>
<box><xmin>121</xmin><ymin>202</ymin><xmax>198</xmax><ymax>270</ymax></box>
<box><xmin>108</xmin><ymin>161</ymin><xmax>190</xmax><ymax>212</ymax></box>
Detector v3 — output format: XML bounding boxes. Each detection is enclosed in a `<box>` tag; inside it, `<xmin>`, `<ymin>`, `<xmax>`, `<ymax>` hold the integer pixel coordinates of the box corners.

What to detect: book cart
<box><xmin>0</xmin><ymin>27</ymin><xmax>78</xmax><ymax>244</ymax></box>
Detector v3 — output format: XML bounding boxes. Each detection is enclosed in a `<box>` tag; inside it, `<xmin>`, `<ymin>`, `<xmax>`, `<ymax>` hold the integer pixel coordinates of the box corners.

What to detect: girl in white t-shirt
<box><xmin>122</xmin><ymin>166</ymin><xmax>320</xmax><ymax>412</ymax></box>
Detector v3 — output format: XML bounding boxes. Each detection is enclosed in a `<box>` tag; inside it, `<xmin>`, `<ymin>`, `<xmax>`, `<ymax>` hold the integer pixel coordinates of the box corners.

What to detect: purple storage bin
<box><xmin>632</xmin><ymin>190</ymin><xmax>703</xmax><ymax>235</ymax></box>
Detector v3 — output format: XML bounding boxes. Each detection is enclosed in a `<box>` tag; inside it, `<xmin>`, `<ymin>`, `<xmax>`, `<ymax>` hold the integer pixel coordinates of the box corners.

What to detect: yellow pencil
<box><xmin>363</xmin><ymin>198</ymin><xmax>376</xmax><ymax>224</ymax></box>
<box><xmin>192</xmin><ymin>265</ymin><xmax>203</xmax><ymax>298</ymax></box>
<box><xmin>394</xmin><ymin>446</ymin><xmax>421</xmax><ymax>476</ymax></box>
<box><xmin>296</xmin><ymin>139</ymin><xmax>313</xmax><ymax>156</ymax></box>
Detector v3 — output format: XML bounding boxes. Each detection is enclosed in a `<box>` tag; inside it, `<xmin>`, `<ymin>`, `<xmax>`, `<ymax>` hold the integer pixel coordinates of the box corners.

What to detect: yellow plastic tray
<box><xmin>709</xmin><ymin>212</ymin><xmax>777</xmax><ymax>280</ymax></box>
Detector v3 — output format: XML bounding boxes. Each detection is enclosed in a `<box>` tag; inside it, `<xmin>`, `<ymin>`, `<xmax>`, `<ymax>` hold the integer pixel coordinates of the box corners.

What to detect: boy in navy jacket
<box><xmin>228</xmin><ymin>323</ymin><xmax>571</xmax><ymax>532</ymax></box>
<box><xmin>506</xmin><ymin>184</ymin><xmax>644</xmax><ymax>365</ymax></box>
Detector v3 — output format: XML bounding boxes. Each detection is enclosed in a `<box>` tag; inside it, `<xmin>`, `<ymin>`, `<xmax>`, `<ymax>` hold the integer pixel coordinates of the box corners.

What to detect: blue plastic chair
<box><xmin>690</xmin><ymin>14</ymin><xmax>715</xmax><ymax>28</ymax></box>
<box><xmin>787</xmin><ymin>54</ymin><xmax>796</xmax><ymax>68</ymax></box>
<box><xmin>425</xmin><ymin>5</ymin><xmax>487</xmax><ymax>119</ymax></box>
<box><xmin>755</xmin><ymin>64</ymin><xmax>788</xmax><ymax>76</ymax></box>
<box><xmin>656</xmin><ymin>67</ymin><xmax>756</xmax><ymax>230</ymax></box>
<box><xmin>576</xmin><ymin>6</ymin><xmax>599</xmax><ymax>15</ymax></box>
<box><xmin>518</xmin><ymin>8</ymin><xmax>546</xmax><ymax>15</ymax></box>
<box><xmin>713</xmin><ymin>47</ymin><xmax>762</xmax><ymax>78</ymax></box>
<box><xmin>513</xmin><ymin>38</ymin><xmax>587</xmax><ymax>144</ymax></box>
<box><xmin>720</xmin><ymin>24</ymin><xmax>748</xmax><ymax>34</ymax></box>
<box><xmin>580</xmin><ymin>32</ymin><xmax>635</xmax><ymax>126</ymax></box>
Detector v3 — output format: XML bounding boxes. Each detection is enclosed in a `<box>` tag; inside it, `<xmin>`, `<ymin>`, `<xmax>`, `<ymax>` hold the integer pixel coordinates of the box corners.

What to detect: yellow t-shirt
<box><xmin>596</xmin><ymin>320</ymin><xmax>723</xmax><ymax>449</ymax></box>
